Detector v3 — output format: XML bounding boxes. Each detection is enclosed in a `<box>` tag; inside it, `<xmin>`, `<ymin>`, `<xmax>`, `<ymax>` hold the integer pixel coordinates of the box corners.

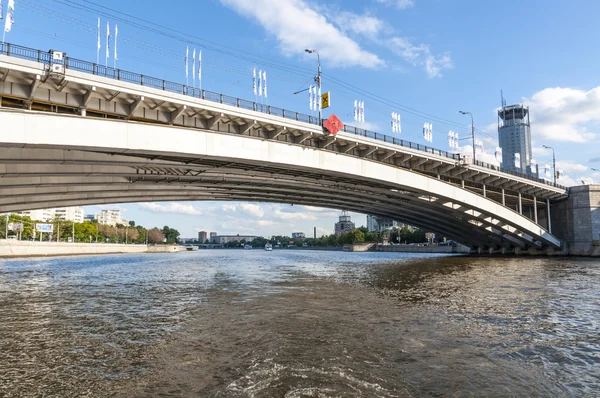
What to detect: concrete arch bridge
<box><xmin>0</xmin><ymin>43</ymin><xmax>571</xmax><ymax>253</ymax></box>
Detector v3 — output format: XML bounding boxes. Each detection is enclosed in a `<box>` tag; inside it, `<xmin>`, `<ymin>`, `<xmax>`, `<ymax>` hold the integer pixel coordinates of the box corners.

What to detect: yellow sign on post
<box><xmin>321</xmin><ymin>92</ymin><xmax>331</xmax><ymax>109</ymax></box>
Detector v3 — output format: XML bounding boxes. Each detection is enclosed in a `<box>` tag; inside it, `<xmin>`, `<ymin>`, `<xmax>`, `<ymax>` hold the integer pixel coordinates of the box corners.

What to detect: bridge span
<box><xmin>0</xmin><ymin>43</ymin><xmax>570</xmax><ymax>252</ymax></box>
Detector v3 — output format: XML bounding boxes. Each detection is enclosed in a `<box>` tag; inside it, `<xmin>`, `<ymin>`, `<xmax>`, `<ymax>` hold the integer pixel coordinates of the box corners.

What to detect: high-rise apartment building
<box><xmin>96</xmin><ymin>210</ymin><xmax>123</xmax><ymax>226</ymax></box>
<box><xmin>498</xmin><ymin>103</ymin><xmax>533</xmax><ymax>174</ymax></box>
<box><xmin>198</xmin><ymin>231</ymin><xmax>208</xmax><ymax>243</ymax></box>
<box><xmin>367</xmin><ymin>215</ymin><xmax>399</xmax><ymax>233</ymax></box>
<box><xmin>16</xmin><ymin>207</ymin><xmax>84</xmax><ymax>223</ymax></box>
<box><xmin>334</xmin><ymin>211</ymin><xmax>355</xmax><ymax>236</ymax></box>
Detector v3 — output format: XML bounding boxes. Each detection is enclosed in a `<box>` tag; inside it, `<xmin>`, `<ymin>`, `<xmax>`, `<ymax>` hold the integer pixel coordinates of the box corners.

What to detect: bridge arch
<box><xmin>0</xmin><ymin>109</ymin><xmax>560</xmax><ymax>250</ymax></box>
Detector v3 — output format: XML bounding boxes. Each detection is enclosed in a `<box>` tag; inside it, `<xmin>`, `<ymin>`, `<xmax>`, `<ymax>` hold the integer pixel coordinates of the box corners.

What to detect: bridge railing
<box><xmin>0</xmin><ymin>42</ymin><xmax>566</xmax><ymax>190</ymax></box>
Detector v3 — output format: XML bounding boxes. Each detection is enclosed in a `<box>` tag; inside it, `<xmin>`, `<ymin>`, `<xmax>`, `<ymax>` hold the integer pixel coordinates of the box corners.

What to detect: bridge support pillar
<box><xmin>547</xmin><ymin>198</ymin><xmax>552</xmax><ymax>233</ymax></box>
<box><xmin>483</xmin><ymin>184</ymin><xmax>487</xmax><ymax>198</ymax></box>
<box><xmin>502</xmin><ymin>188</ymin><xmax>506</xmax><ymax>206</ymax></box>
<box><xmin>461</xmin><ymin>180</ymin><xmax>465</xmax><ymax>189</ymax></box>
<box><xmin>533</xmin><ymin>196</ymin><xmax>538</xmax><ymax>224</ymax></box>
<box><xmin>518</xmin><ymin>192</ymin><xmax>523</xmax><ymax>214</ymax></box>
<box><xmin>551</xmin><ymin>184</ymin><xmax>600</xmax><ymax>256</ymax></box>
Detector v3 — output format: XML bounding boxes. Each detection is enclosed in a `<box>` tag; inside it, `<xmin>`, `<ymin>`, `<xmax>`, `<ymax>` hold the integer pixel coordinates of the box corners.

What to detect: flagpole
<box><xmin>113</xmin><ymin>24</ymin><xmax>118</xmax><ymax>69</ymax></box>
<box><xmin>198</xmin><ymin>51</ymin><xmax>202</xmax><ymax>91</ymax></box>
<box><xmin>96</xmin><ymin>18</ymin><xmax>100</xmax><ymax>65</ymax></box>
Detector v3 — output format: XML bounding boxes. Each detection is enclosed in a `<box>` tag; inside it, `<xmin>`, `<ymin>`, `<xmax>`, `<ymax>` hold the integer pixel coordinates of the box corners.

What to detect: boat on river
<box><xmin>243</xmin><ymin>244</ymin><xmax>253</xmax><ymax>250</ymax></box>
<box><xmin>265</xmin><ymin>243</ymin><xmax>273</xmax><ymax>251</ymax></box>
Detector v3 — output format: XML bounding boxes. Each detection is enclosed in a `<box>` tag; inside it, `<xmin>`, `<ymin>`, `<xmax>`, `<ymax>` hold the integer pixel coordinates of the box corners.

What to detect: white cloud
<box><xmin>240</xmin><ymin>203</ymin><xmax>265</xmax><ymax>218</ymax></box>
<box><xmin>524</xmin><ymin>87</ymin><xmax>600</xmax><ymax>143</ymax></box>
<box><xmin>332</xmin><ymin>12</ymin><xmax>385</xmax><ymax>38</ymax></box>
<box><xmin>386</xmin><ymin>37</ymin><xmax>452</xmax><ymax>78</ymax></box>
<box><xmin>273</xmin><ymin>208</ymin><xmax>317</xmax><ymax>221</ymax></box>
<box><xmin>139</xmin><ymin>202</ymin><xmax>202</xmax><ymax>215</ymax></box>
<box><xmin>219</xmin><ymin>0</ymin><xmax>385</xmax><ymax>69</ymax></box>
<box><xmin>221</xmin><ymin>204</ymin><xmax>237</xmax><ymax>212</ymax></box>
<box><xmin>376</xmin><ymin>0</ymin><xmax>415</xmax><ymax>9</ymax></box>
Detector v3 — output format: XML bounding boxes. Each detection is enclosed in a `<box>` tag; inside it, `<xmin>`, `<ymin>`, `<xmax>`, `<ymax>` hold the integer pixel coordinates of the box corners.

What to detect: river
<box><xmin>0</xmin><ymin>251</ymin><xmax>598</xmax><ymax>397</ymax></box>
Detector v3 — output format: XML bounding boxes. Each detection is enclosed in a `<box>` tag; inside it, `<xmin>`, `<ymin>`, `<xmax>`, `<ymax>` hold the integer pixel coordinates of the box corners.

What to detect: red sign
<box><xmin>323</xmin><ymin>114</ymin><xmax>344</xmax><ymax>136</ymax></box>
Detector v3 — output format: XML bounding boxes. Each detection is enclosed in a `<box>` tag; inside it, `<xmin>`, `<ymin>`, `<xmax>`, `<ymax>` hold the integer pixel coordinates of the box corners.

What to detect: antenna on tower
<box><xmin>501</xmin><ymin>90</ymin><xmax>506</xmax><ymax>107</ymax></box>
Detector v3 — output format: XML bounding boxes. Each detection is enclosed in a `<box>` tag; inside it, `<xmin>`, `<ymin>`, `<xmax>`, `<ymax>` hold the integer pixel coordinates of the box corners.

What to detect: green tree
<box><xmin>161</xmin><ymin>226</ymin><xmax>180</xmax><ymax>244</ymax></box>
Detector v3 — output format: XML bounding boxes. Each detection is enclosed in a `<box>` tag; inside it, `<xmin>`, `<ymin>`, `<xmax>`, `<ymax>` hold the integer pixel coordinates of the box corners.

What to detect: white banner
<box><xmin>36</xmin><ymin>223</ymin><xmax>54</xmax><ymax>233</ymax></box>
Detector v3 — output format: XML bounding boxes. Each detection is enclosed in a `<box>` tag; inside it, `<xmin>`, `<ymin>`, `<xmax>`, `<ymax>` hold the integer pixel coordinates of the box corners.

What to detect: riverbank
<box><xmin>0</xmin><ymin>240</ymin><xmax>180</xmax><ymax>258</ymax></box>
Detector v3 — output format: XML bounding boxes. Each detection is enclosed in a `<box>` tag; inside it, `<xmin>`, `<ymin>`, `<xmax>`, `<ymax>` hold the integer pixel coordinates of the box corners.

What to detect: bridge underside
<box><xmin>0</xmin><ymin>118</ymin><xmax>560</xmax><ymax>252</ymax></box>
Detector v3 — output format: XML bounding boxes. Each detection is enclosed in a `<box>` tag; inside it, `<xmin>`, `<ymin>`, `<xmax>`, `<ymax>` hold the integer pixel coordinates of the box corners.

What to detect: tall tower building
<box><xmin>498</xmin><ymin>100</ymin><xmax>533</xmax><ymax>174</ymax></box>
<box><xmin>335</xmin><ymin>211</ymin><xmax>355</xmax><ymax>236</ymax></box>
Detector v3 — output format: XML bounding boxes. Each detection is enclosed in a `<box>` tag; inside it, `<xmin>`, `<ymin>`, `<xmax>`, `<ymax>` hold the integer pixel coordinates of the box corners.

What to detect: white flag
<box><xmin>495</xmin><ymin>147</ymin><xmax>503</xmax><ymax>163</ymax></box>
<box><xmin>313</xmin><ymin>86</ymin><xmax>318</xmax><ymax>112</ymax></box>
<box><xmin>354</xmin><ymin>100</ymin><xmax>358</xmax><ymax>121</ymax></box>
<box><xmin>309</xmin><ymin>85</ymin><xmax>313</xmax><ymax>111</ymax></box>
<box><xmin>192</xmin><ymin>48</ymin><xmax>196</xmax><ymax>87</ymax></box>
<box><xmin>258</xmin><ymin>70</ymin><xmax>263</xmax><ymax>97</ymax></box>
<box><xmin>360</xmin><ymin>101</ymin><xmax>365</xmax><ymax>123</ymax></box>
<box><xmin>317</xmin><ymin>85</ymin><xmax>321</xmax><ymax>111</ymax></box>
<box><xmin>4</xmin><ymin>0</ymin><xmax>14</xmax><ymax>34</ymax></box>
<box><xmin>545</xmin><ymin>164</ymin><xmax>551</xmax><ymax>178</ymax></box>
<box><xmin>263</xmin><ymin>71</ymin><xmax>268</xmax><ymax>99</ymax></box>
<box><xmin>253</xmin><ymin>68</ymin><xmax>257</xmax><ymax>96</ymax></box>
<box><xmin>397</xmin><ymin>113</ymin><xmax>401</xmax><ymax>134</ymax></box>
<box><xmin>106</xmin><ymin>21</ymin><xmax>110</xmax><ymax>60</ymax></box>
<box><xmin>114</xmin><ymin>24</ymin><xmax>118</xmax><ymax>61</ymax></box>
<box><xmin>185</xmin><ymin>46</ymin><xmax>189</xmax><ymax>79</ymax></box>
<box><xmin>97</xmin><ymin>18</ymin><xmax>101</xmax><ymax>50</ymax></box>
<box><xmin>530</xmin><ymin>159</ymin><xmax>537</xmax><ymax>173</ymax></box>
<box><xmin>514</xmin><ymin>153</ymin><xmax>521</xmax><ymax>168</ymax></box>
<box><xmin>198</xmin><ymin>51</ymin><xmax>202</xmax><ymax>88</ymax></box>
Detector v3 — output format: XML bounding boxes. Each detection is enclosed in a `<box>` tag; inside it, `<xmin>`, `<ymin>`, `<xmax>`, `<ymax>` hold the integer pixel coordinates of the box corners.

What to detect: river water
<box><xmin>0</xmin><ymin>251</ymin><xmax>598</xmax><ymax>397</ymax></box>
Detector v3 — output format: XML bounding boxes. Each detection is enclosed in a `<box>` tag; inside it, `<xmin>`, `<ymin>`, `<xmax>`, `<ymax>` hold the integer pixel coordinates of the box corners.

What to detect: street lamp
<box><xmin>543</xmin><ymin>145</ymin><xmax>556</xmax><ymax>184</ymax></box>
<box><xmin>305</xmin><ymin>49</ymin><xmax>322</xmax><ymax>122</ymax></box>
<box><xmin>459</xmin><ymin>111</ymin><xmax>476</xmax><ymax>162</ymax></box>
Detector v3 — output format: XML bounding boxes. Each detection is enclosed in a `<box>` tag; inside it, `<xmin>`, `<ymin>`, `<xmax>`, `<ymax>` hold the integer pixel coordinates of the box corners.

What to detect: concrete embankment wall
<box><xmin>379</xmin><ymin>245</ymin><xmax>469</xmax><ymax>254</ymax></box>
<box><xmin>0</xmin><ymin>240</ymin><xmax>180</xmax><ymax>258</ymax></box>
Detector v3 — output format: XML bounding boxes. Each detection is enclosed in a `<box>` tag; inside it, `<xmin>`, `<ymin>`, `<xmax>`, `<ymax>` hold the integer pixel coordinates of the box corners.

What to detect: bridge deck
<box><xmin>0</xmin><ymin>43</ymin><xmax>567</xmax><ymax>250</ymax></box>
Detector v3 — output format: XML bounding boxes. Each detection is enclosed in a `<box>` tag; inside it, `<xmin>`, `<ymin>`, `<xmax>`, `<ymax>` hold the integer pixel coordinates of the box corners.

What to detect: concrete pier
<box><xmin>552</xmin><ymin>184</ymin><xmax>600</xmax><ymax>256</ymax></box>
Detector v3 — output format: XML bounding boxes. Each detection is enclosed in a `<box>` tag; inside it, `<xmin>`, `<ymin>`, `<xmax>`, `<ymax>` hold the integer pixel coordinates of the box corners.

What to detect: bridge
<box><xmin>0</xmin><ymin>43</ymin><xmax>580</xmax><ymax>253</ymax></box>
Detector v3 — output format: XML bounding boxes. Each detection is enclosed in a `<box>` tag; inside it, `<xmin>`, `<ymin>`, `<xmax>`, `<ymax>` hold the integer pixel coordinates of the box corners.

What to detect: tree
<box><xmin>349</xmin><ymin>229</ymin><xmax>365</xmax><ymax>244</ymax></box>
<box><xmin>147</xmin><ymin>228</ymin><xmax>165</xmax><ymax>244</ymax></box>
<box><xmin>161</xmin><ymin>226</ymin><xmax>180</xmax><ymax>244</ymax></box>
<box><xmin>129</xmin><ymin>220</ymin><xmax>136</xmax><ymax>227</ymax></box>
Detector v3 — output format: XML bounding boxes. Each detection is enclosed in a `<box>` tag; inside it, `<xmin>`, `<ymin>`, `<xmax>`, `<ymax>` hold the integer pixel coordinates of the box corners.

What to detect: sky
<box><xmin>3</xmin><ymin>0</ymin><xmax>600</xmax><ymax>238</ymax></box>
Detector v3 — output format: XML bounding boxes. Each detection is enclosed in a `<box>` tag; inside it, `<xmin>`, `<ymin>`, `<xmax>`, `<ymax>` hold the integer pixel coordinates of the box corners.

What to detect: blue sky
<box><xmin>4</xmin><ymin>0</ymin><xmax>600</xmax><ymax>238</ymax></box>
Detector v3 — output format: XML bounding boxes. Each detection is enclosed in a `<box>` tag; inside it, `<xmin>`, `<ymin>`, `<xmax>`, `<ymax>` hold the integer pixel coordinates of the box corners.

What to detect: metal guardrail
<box><xmin>0</xmin><ymin>42</ymin><xmax>566</xmax><ymax>190</ymax></box>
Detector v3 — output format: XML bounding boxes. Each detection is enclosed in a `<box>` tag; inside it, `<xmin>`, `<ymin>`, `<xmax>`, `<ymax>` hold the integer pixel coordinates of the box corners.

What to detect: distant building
<box><xmin>16</xmin><ymin>209</ymin><xmax>53</xmax><ymax>222</ymax></box>
<box><xmin>498</xmin><ymin>102</ymin><xmax>533</xmax><ymax>174</ymax></box>
<box><xmin>211</xmin><ymin>235</ymin><xmax>259</xmax><ymax>244</ymax></box>
<box><xmin>210</xmin><ymin>232</ymin><xmax>217</xmax><ymax>239</ymax></box>
<box><xmin>367</xmin><ymin>215</ymin><xmax>399</xmax><ymax>233</ymax></box>
<box><xmin>334</xmin><ymin>211</ymin><xmax>355</xmax><ymax>236</ymax></box>
<box><xmin>198</xmin><ymin>231</ymin><xmax>208</xmax><ymax>243</ymax></box>
<box><xmin>53</xmin><ymin>207</ymin><xmax>84</xmax><ymax>223</ymax></box>
<box><xmin>96</xmin><ymin>209</ymin><xmax>123</xmax><ymax>226</ymax></box>
<box><xmin>17</xmin><ymin>207</ymin><xmax>84</xmax><ymax>223</ymax></box>
<box><xmin>292</xmin><ymin>232</ymin><xmax>306</xmax><ymax>240</ymax></box>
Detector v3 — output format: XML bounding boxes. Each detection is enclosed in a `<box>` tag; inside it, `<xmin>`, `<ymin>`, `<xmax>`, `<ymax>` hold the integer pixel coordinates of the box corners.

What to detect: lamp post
<box><xmin>459</xmin><ymin>111</ymin><xmax>475</xmax><ymax>162</ymax></box>
<box><xmin>543</xmin><ymin>145</ymin><xmax>556</xmax><ymax>184</ymax></box>
<box><xmin>305</xmin><ymin>49</ymin><xmax>322</xmax><ymax>122</ymax></box>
